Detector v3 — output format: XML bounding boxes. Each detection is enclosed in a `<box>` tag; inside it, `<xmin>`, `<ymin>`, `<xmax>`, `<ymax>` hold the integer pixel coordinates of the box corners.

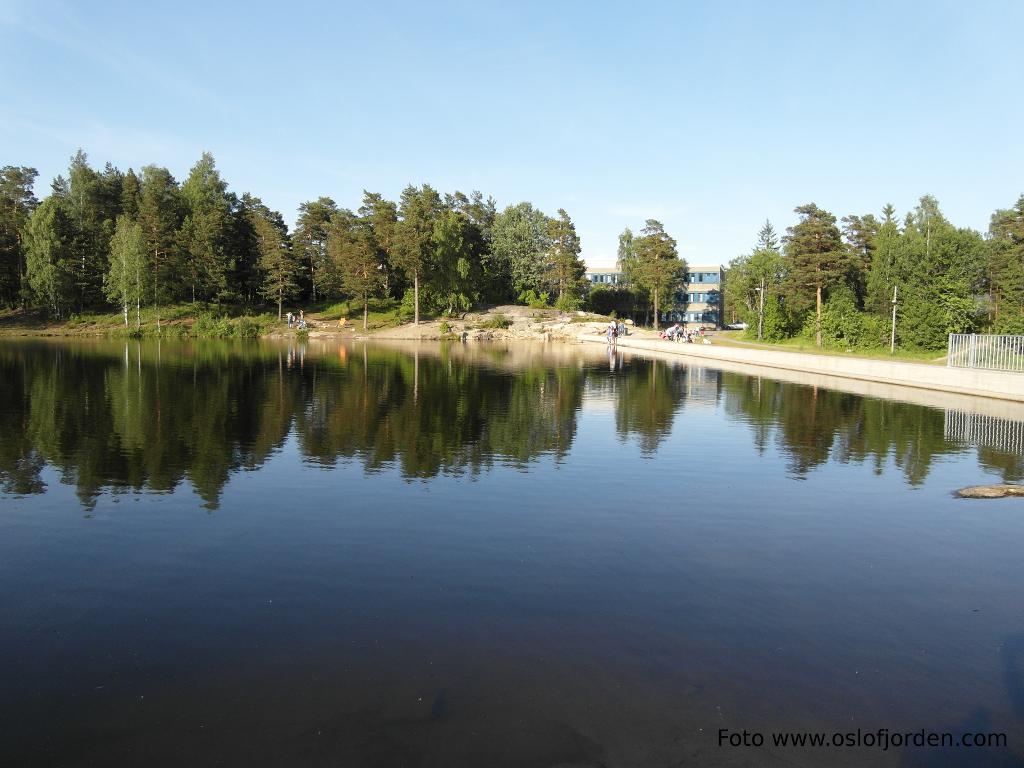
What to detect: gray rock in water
<box><xmin>955</xmin><ymin>484</ymin><xmax>1024</xmax><ymax>499</ymax></box>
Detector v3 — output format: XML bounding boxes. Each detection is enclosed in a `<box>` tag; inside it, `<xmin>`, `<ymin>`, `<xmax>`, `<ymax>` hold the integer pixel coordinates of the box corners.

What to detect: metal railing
<box><xmin>947</xmin><ymin>334</ymin><xmax>1024</xmax><ymax>373</ymax></box>
<box><xmin>945</xmin><ymin>409</ymin><xmax>1024</xmax><ymax>455</ymax></box>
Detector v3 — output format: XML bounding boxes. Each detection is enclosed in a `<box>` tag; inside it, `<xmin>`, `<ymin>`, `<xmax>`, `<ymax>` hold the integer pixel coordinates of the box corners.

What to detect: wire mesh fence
<box><xmin>947</xmin><ymin>334</ymin><xmax>1024</xmax><ymax>373</ymax></box>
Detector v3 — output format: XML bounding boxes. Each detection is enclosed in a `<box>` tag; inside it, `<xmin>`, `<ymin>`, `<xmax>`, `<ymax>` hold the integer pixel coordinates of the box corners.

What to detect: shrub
<box><xmin>479</xmin><ymin>313</ymin><xmax>511</xmax><ymax>329</ymax></box>
<box><xmin>554</xmin><ymin>293</ymin><xmax>582</xmax><ymax>312</ymax></box>
<box><xmin>517</xmin><ymin>289</ymin><xmax>550</xmax><ymax>309</ymax></box>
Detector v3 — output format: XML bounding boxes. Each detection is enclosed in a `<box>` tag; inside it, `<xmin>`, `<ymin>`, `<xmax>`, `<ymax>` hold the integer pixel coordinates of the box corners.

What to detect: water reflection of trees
<box><xmin>0</xmin><ymin>342</ymin><xmax>1019</xmax><ymax>508</ymax></box>
<box><xmin>720</xmin><ymin>373</ymin><xmax>1023</xmax><ymax>485</ymax></box>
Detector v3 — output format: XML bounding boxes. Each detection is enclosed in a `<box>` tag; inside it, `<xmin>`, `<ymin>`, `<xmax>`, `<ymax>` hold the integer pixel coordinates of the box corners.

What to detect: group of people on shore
<box><xmin>605</xmin><ymin>318</ymin><xmax>710</xmax><ymax>345</ymax></box>
<box><xmin>661</xmin><ymin>323</ymin><xmax>706</xmax><ymax>344</ymax></box>
<box><xmin>606</xmin><ymin>319</ymin><xmax>628</xmax><ymax>344</ymax></box>
<box><xmin>286</xmin><ymin>310</ymin><xmax>306</xmax><ymax>329</ymax></box>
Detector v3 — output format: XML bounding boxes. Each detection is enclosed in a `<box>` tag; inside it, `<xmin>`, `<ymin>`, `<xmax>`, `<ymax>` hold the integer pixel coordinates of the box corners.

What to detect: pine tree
<box><xmin>393</xmin><ymin>184</ymin><xmax>443</xmax><ymax>324</ymax></box>
<box><xmin>358</xmin><ymin>192</ymin><xmax>399</xmax><ymax>298</ymax></box>
<box><xmin>987</xmin><ymin>196</ymin><xmax>1024</xmax><ymax>333</ymax></box>
<box><xmin>180</xmin><ymin>153</ymin><xmax>233</xmax><ymax>303</ymax></box>
<box><xmin>137</xmin><ymin>166</ymin><xmax>183</xmax><ymax>329</ymax></box>
<box><xmin>330</xmin><ymin>214</ymin><xmax>381</xmax><ymax>329</ymax></box>
<box><xmin>294</xmin><ymin>197</ymin><xmax>339</xmax><ymax>303</ymax></box>
<box><xmin>783</xmin><ymin>203</ymin><xmax>847</xmax><ymax>346</ymax></box>
<box><xmin>546</xmin><ymin>208</ymin><xmax>584</xmax><ymax>306</ymax></box>
<box><xmin>252</xmin><ymin>206</ymin><xmax>297</xmax><ymax>319</ymax></box>
<box><xmin>0</xmin><ymin>166</ymin><xmax>39</xmax><ymax>307</ymax></box>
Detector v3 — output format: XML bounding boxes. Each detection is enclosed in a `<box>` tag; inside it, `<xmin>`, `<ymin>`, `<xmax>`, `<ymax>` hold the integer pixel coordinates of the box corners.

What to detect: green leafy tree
<box><xmin>725</xmin><ymin>220</ymin><xmax>784</xmax><ymax>336</ymax></box>
<box><xmin>628</xmin><ymin>219</ymin><xmax>684</xmax><ymax>327</ymax></box>
<box><xmin>895</xmin><ymin>197</ymin><xmax>985</xmax><ymax>348</ymax></box>
<box><xmin>491</xmin><ymin>202</ymin><xmax>552</xmax><ymax>300</ymax></box>
<box><xmin>0</xmin><ymin>166</ymin><xmax>39</xmax><ymax>307</ymax></box>
<box><xmin>449</xmin><ymin>191</ymin><xmax>500</xmax><ymax>301</ymax></box>
<box><xmin>783</xmin><ymin>203</ymin><xmax>848</xmax><ymax>347</ymax></box>
<box><xmin>429</xmin><ymin>209</ymin><xmax>476</xmax><ymax>316</ymax></box>
<box><xmin>23</xmin><ymin>196</ymin><xmax>76</xmax><ymax>316</ymax></box>
<box><xmin>105</xmin><ymin>215</ymin><xmax>146</xmax><ymax>328</ymax></box>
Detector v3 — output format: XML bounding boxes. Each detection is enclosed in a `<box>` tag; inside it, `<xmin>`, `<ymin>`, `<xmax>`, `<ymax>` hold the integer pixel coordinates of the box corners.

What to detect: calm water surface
<box><xmin>1</xmin><ymin>339</ymin><xmax>1023</xmax><ymax>767</ymax></box>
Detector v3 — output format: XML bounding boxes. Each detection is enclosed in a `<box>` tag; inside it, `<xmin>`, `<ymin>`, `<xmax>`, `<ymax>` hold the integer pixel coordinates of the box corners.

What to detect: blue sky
<box><xmin>2</xmin><ymin>0</ymin><xmax>1022</xmax><ymax>267</ymax></box>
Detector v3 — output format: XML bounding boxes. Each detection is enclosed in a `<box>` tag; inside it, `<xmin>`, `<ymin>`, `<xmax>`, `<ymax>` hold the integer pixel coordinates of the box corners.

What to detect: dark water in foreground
<box><xmin>1</xmin><ymin>339</ymin><xmax>1023</xmax><ymax>767</ymax></box>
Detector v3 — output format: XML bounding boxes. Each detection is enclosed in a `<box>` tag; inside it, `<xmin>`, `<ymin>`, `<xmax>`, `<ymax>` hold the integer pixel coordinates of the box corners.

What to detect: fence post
<box><xmin>968</xmin><ymin>334</ymin><xmax>977</xmax><ymax>369</ymax></box>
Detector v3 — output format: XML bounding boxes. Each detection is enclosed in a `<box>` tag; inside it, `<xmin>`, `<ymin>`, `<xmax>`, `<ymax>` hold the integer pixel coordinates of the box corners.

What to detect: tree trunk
<box><xmin>815</xmin><ymin>284</ymin><xmax>822</xmax><ymax>347</ymax></box>
<box><xmin>653</xmin><ymin>288</ymin><xmax>659</xmax><ymax>330</ymax></box>
<box><xmin>363</xmin><ymin>298</ymin><xmax>368</xmax><ymax>330</ymax></box>
<box><xmin>277</xmin><ymin>289</ymin><xmax>282</xmax><ymax>320</ymax></box>
<box><xmin>123</xmin><ymin>303</ymin><xmax>128</xmax><ymax>327</ymax></box>
<box><xmin>414</xmin><ymin>271</ymin><xmax>420</xmax><ymax>326</ymax></box>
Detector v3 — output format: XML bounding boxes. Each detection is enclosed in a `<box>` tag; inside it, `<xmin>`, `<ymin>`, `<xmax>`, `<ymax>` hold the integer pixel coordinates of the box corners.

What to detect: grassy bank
<box><xmin>0</xmin><ymin>298</ymin><xmax>410</xmax><ymax>339</ymax></box>
<box><xmin>0</xmin><ymin>305</ymin><xmax>280</xmax><ymax>338</ymax></box>
<box><xmin>714</xmin><ymin>330</ymin><xmax>947</xmax><ymax>365</ymax></box>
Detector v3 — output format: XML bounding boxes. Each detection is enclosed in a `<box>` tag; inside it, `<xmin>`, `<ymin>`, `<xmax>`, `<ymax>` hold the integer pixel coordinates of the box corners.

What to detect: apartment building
<box><xmin>583</xmin><ymin>264</ymin><xmax>725</xmax><ymax>328</ymax></box>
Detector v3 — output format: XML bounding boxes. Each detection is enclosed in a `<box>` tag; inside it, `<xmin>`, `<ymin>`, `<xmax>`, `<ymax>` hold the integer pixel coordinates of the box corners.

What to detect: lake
<box><xmin>1</xmin><ymin>338</ymin><xmax>1023</xmax><ymax>767</ymax></box>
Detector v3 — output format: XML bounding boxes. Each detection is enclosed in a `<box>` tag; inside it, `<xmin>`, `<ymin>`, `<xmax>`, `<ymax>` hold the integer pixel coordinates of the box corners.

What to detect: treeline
<box><xmin>0</xmin><ymin>151</ymin><xmax>592</xmax><ymax>328</ymax></box>
<box><xmin>725</xmin><ymin>196</ymin><xmax>1024</xmax><ymax>350</ymax></box>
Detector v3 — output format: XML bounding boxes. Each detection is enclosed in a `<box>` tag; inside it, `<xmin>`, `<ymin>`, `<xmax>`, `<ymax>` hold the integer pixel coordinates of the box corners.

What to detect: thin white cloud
<box><xmin>0</xmin><ymin>0</ymin><xmax>219</xmax><ymax>108</ymax></box>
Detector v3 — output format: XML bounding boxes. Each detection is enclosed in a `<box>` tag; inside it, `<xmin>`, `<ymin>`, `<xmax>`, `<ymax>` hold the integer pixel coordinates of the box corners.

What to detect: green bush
<box><xmin>439</xmin><ymin>321</ymin><xmax>453</xmax><ymax>334</ymax></box>
<box><xmin>517</xmin><ymin>289</ymin><xmax>550</xmax><ymax>309</ymax></box>
<box><xmin>478</xmin><ymin>313</ymin><xmax>511</xmax><ymax>329</ymax></box>
<box><xmin>554</xmin><ymin>293</ymin><xmax>582</xmax><ymax>311</ymax></box>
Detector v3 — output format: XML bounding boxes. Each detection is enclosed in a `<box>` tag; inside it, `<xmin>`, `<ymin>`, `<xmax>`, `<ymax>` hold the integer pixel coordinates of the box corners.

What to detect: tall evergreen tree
<box><xmin>251</xmin><ymin>204</ymin><xmax>297</xmax><ymax>319</ymax></box>
<box><xmin>783</xmin><ymin>203</ymin><xmax>847</xmax><ymax>346</ymax></box>
<box><xmin>330</xmin><ymin>213</ymin><xmax>380</xmax><ymax>329</ymax></box>
<box><xmin>986</xmin><ymin>195</ymin><xmax>1024</xmax><ymax>333</ymax></box>
<box><xmin>358</xmin><ymin>192</ymin><xmax>399</xmax><ymax>298</ymax></box>
<box><xmin>393</xmin><ymin>184</ymin><xmax>443</xmax><ymax>324</ymax></box>
<box><xmin>294</xmin><ymin>196</ymin><xmax>339</xmax><ymax>303</ymax></box>
<box><xmin>120</xmin><ymin>168</ymin><xmax>141</xmax><ymax>219</ymax></box>
<box><xmin>0</xmin><ymin>166</ymin><xmax>39</xmax><ymax>307</ymax></box>
<box><xmin>137</xmin><ymin>166</ymin><xmax>184</xmax><ymax>328</ymax></box>
<box><xmin>546</xmin><ymin>208</ymin><xmax>585</xmax><ymax>305</ymax></box>
<box><xmin>179</xmin><ymin>152</ymin><xmax>233</xmax><ymax>303</ymax></box>
<box><xmin>865</xmin><ymin>204</ymin><xmax>901</xmax><ymax>317</ymax></box>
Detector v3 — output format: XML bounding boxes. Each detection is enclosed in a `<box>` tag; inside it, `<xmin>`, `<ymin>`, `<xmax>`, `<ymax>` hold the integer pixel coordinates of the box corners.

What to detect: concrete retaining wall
<box><xmin>579</xmin><ymin>335</ymin><xmax>1024</xmax><ymax>403</ymax></box>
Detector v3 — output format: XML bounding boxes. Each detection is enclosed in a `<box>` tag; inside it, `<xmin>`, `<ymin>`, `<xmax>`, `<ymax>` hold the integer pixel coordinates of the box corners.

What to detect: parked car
<box><xmin>725</xmin><ymin>322</ymin><xmax>748</xmax><ymax>330</ymax></box>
